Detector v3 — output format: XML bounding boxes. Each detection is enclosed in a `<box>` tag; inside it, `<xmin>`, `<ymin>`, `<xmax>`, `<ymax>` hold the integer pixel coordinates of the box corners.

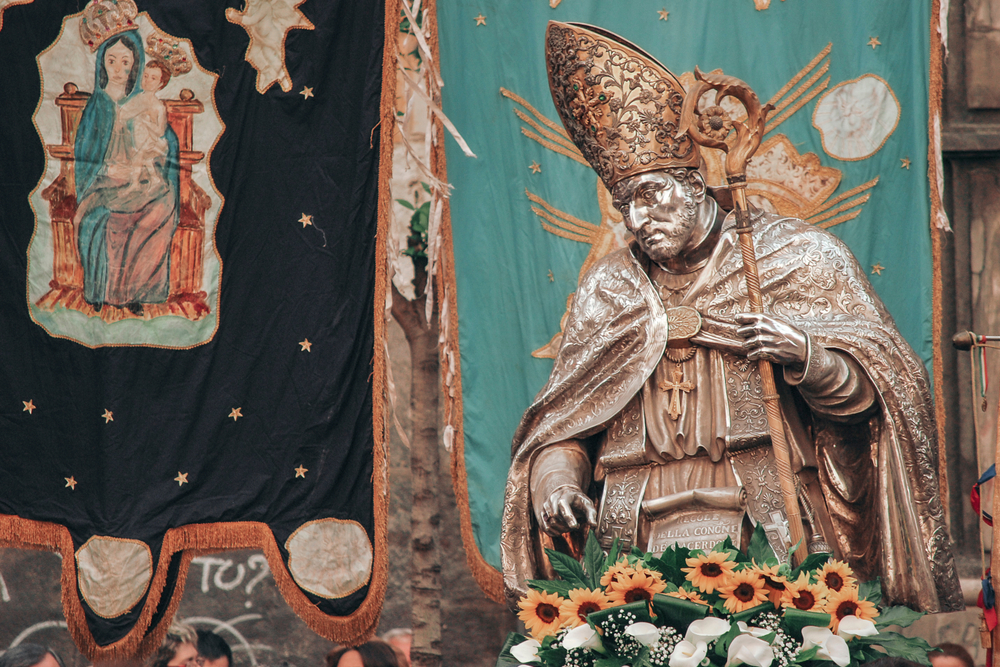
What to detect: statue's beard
<box><xmin>638</xmin><ymin>184</ymin><xmax>699</xmax><ymax>262</ymax></box>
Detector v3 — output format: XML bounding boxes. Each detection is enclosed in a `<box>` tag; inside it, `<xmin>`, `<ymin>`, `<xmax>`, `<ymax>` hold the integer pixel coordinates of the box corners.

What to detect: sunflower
<box><xmin>718</xmin><ymin>568</ymin><xmax>768</xmax><ymax>613</ymax></box>
<box><xmin>559</xmin><ymin>588</ymin><xmax>612</xmax><ymax>627</ymax></box>
<box><xmin>600</xmin><ymin>559</ymin><xmax>636</xmax><ymax>588</ymax></box>
<box><xmin>666</xmin><ymin>587</ymin><xmax>710</xmax><ymax>606</ymax></box>
<box><xmin>824</xmin><ymin>586</ymin><xmax>879</xmax><ymax>633</ymax></box>
<box><xmin>752</xmin><ymin>562</ymin><xmax>789</xmax><ymax>607</ymax></box>
<box><xmin>517</xmin><ymin>589</ymin><xmax>566</xmax><ymax>639</ymax></box>
<box><xmin>607</xmin><ymin>570</ymin><xmax>668</xmax><ymax>606</ymax></box>
<box><xmin>817</xmin><ymin>560</ymin><xmax>857</xmax><ymax>593</ymax></box>
<box><xmin>780</xmin><ymin>572</ymin><xmax>829</xmax><ymax>612</ymax></box>
<box><xmin>682</xmin><ymin>551</ymin><xmax>738</xmax><ymax>594</ymax></box>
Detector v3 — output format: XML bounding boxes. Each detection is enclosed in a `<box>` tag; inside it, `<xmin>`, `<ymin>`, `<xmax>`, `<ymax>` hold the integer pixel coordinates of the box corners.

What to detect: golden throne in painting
<box><xmin>35</xmin><ymin>82</ymin><xmax>212</xmax><ymax>323</ymax></box>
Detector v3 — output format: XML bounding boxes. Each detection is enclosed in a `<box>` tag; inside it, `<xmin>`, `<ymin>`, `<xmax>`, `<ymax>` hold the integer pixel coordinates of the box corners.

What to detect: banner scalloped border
<box><xmin>0</xmin><ymin>0</ymin><xmax>397</xmax><ymax>656</ymax></box>
<box><xmin>441</xmin><ymin>0</ymin><xmax>950</xmax><ymax>604</ymax></box>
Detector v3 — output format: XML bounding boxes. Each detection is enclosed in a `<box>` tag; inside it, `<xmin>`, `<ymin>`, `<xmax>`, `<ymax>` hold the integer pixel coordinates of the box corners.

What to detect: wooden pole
<box><xmin>678</xmin><ymin>67</ymin><xmax>804</xmax><ymax>564</ymax></box>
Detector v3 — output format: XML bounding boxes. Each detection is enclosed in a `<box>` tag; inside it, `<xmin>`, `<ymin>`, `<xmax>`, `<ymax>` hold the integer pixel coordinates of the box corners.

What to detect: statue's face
<box><xmin>621</xmin><ymin>171</ymin><xmax>701</xmax><ymax>263</ymax></box>
<box><xmin>104</xmin><ymin>41</ymin><xmax>134</xmax><ymax>87</ymax></box>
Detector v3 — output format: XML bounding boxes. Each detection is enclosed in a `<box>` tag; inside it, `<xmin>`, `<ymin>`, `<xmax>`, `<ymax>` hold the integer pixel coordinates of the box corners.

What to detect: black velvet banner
<box><xmin>0</xmin><ymin>0</ymin><xmax>389</xmax><ymax>654</ymax></box>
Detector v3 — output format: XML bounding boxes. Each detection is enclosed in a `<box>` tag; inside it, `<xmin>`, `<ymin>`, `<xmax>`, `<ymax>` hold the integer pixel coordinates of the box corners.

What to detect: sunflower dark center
<box><xmin>835</xmin><ymin>601</ymin><xmax>860</xmax><ymax>620</ymax></box>
<box><xmin>537</xmin><ymin>603</ymin><xmax>559</xmax><ymax>623</ymax></box>
<box><xmin>734</xmin><ymin>583</ymin><xmax>757</xmax><ymax>602</ymax></box>
<box><xmin>763</xmin><ymin>576</ymin><xmax>785</xmax><ymax>591</ymax></box>
<box><xmin>577</xmin><ymin>602</ymin><xmax>602</xmax><ymax>620</ymax></box>
<box><xmin>701</xmin><ymin>563</ymin><xmax>723</xmax><ymax>577</ymax></box>
<box><xmin>826</xmin><ymin>573</ymin><xmax>844</xmax><ymax>591</ymax></box>
<box><xmin>624</xmin><ymin>588</ymin><xmax>652</xmax><ymax>603</ymax></box>
<box><xmin>794</xmin><ymin>591</ymin><xmax>816</xmax><ymax>610</ymax></box>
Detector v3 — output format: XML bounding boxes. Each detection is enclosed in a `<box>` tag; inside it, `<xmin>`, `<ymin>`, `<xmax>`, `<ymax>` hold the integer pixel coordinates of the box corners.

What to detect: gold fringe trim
<box><xmin>429</xmin><ymin>0</ymin><xmax>506</xmax><ymax>603</ymax></box>
<box><xmin>0</xmin><ymin>0</ymin><xmax>399</xmax><ymax>657</ymax></box>
<box><xmin>929</xmin><ymin>0</ymin><xmax>949</xmax><ymax>518</ymax></box>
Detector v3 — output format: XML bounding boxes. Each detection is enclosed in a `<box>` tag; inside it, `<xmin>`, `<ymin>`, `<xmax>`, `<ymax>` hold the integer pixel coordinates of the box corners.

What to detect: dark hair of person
<box><xmin>326</xmin><ymin>640</ymin><xmax>400</xmax><ymax>667</ymax></box>
<box><xmin>610</xmin><ymin>167</ymin><xmax>702</xmax><ymax>215</ymax></box>
<box><xmin>145</xmin><ymin>60</ymin><xmax>173</xmax><ymax>91</ymax></box>
<box><xmin>99</xmin><ymin>33</ymin><xmax>141</xmax><ymax>95</ymax></box>
<box><xmin>929</xmin><ymin>643</ymin><xmax>975</xmax><ymax>667</ymax></box>
<box><xmin>145</xmin><ymin>623</ymin><xmax>196</xmax><ymax>667</ymax></box>
<box><xmin>197</xmin><ymin>630</ymin><xmax>233</xmax><ymax>667</ymax></box>
<box><xmin>0</xmin><ymin>644</ymin><xmax>65</xmax><ymax>667</ymax></box>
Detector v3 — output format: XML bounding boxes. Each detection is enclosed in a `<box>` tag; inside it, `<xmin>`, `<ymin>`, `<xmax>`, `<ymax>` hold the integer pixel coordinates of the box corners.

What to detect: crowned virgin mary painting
<box><xmin>28</xmin><ymin>0</ymin><xmax>223</xmax><ymax>348</ymax></box>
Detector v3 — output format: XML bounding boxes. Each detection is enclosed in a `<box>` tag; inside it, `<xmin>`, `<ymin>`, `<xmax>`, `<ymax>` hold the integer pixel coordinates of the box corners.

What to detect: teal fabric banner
<box><xmin>437</xmin><ymin>0</ymin><xmax>933</xmax><ymax>578</ymax></box>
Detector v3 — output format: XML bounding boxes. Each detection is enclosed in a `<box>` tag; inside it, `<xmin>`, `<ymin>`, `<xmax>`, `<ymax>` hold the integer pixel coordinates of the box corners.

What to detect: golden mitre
<box><xmin>545</xmin><ymin>21</ymin><xmax>700</xmax><ymax>189</ymax></box>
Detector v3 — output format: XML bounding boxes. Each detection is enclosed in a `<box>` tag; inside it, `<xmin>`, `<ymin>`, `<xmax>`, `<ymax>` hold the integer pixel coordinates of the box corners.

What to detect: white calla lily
<box><xmin>736</xmin><ymin>621</ymin><xmax>773</xmax><ymax>639</ymax></box>
<box><xmin>836</xmin><ymin>616</ymin><xmax>879</xmax><ymax>641</ymax></box>
<box><xmin>562</xmin><ymin>623</ymin><xmax>604</xmax><ymax>651</ymax></box>
<box><xmin>510</xmin><ymin>638</ymin><xmax>541</xmax><ymax>663</ymax></box>
<box><xmin>625</xmin><ymin>621</ymin><xmax>661</xmax><ymax>647</ymax></box>
<box><xmin>669</xmin><ymin>640</ymin><xmax>709</xmax><ymax>667</ymax></box>
<box><xmin>685</xmin><ymin>616</ymin><xmax>732</xmax><ymax>644</ymax></box>
<box><xmin>801</xmin><ymin>626</ymin><xmax>851</xmax><ymax>667</ymax></box>
<box><xmin>725</xmin><ymin>634</ymin><xmax>775</xmax><ymax>667</ymax></box>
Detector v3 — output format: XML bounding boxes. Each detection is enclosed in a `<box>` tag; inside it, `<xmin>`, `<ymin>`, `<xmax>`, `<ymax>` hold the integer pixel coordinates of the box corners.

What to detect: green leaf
<box><xmin>859</xmin><ymin>577</ymin><xmax>882</xmax><ymax>607</ymax></box>
<box><xmin>747</xmin><ymin>523</ymin><xmax>776</xmax><ymax>565</ymax></box>
<box><xmin>714</xmin><ymin>622</ymin><xmax>744</xmax><ymax>658</ymax></box>
<box><xmin>604</xmin><ymin>538</ymin><xmax>623</xmax><ymax>572</ymax></box>
<box><xmin>537</xmin><ymin>646</ymin><xmax>567</xmax><ymax>664</ymax></box>
<box><xmin>857</xmin><ymin>631</ymin><xmax>933</xmax><ymax>666</ymax></box>
<box><xmin>584</xmin><ymin>532</ymin><xmax>605</xmax><ymax>589</ymax></box>
<box><xmin>782</xmin><ymin>608</ymin><xmax>832</xmax><ymax>641</ymax></box>
<box><xmin>495</xmin><ymin>632</ymin><xmax>530</xmax><ymax>667</ymax></box>
<box><xmin>544</xmin><ymin>548</ymin><xmax>589</xmax><ymax>587</ymax></box>
<box><xmin>395</xmin><ymin>198</ymin><xmax>415</xmax><ymax>210</ymax></box>
<box><xmin>730</xmin><ymin>601</ymin><xmax>775</xmax><ymax>624</ymax></box>
<box><xmin>421</xmin><ymin>181</ymin><xmax>431</xmax><ymax>194</ymax></box>
<box><xmin>790</xmin><ymin>552</ymin><xmax>831</xmax><ymax>580</ymax></box>
<box><xmin>526</xmin><ymin>579</ymin><xmax>574</xmax><ymax>597</ymax></box>
<box><xmin>650</xmin><ymin>593</ymin><xmax>709</xmax><ymax>629</ymax></box>
<box><xmin>790</xmin><ymin>646</ymin><xmax>820</xmax><ymax>664</ymax></box>
<box><xmin>875</xmin><ymin>605</ymin><xmax>924</xmax><ymax>629</ymax></box>
<box><xmin>595</xmin><ymin>657</ymin><xmax>632</xmax><ymax>667</ymax></box>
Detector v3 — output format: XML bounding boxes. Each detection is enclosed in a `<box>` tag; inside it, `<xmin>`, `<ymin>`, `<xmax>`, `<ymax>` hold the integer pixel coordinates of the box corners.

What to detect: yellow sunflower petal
<box><xmin>558</xmin><ymin>588</ymin><xmax>612</xmax><ymax>627</ymax></box>
<box><xmin>517</xmin><ymin>589</ymin><xmax>566</xmax><ymax>639</ymax></box>
<box><xmin>681</xmin><ymin>551</ymin><xmax>738</xmax><ymax>594</ymax></box>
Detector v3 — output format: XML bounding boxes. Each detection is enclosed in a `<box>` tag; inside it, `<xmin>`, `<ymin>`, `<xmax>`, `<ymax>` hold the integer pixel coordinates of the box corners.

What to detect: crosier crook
<box><xmin>676</xmin><ymin>67</ymin><xmax>806</xmax><ymax>566</ymax></box>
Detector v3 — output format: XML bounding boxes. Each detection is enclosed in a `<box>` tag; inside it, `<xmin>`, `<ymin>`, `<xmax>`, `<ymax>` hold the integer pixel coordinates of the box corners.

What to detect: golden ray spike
<box><xmin>766</xmin><ymin>43</ymin><xmax>832</xmax><ymax>107</ymax></box>
<box><xmin>770</xmin><ymin>62</ymin><xmax>829</xmax><ymax>117</ymax></box>
<box><xmin>501</xmin><ymin>87</ymin><xmax>571</xmax><ymax>139</ymax></box>
<box><xmin>540</xmin><ymin>220</ymin><xmax>594</xmax><ymax>243</ymax></box>
<box><xmin>533</xmin><ymin>206</ymin><xmax>598</xmax><ymax>240</ymax></box>
<box><xmin>806</xmin><ymin>193</ymin><xmax>871</xmax><ymax>225</ymax></box>
<box><xmin>765</xmin><ymin>77</ymin><xmax>829</xmax><ymax>135</ymax></box>
<box><xmin>802</xmin><ymin>177</ymin><xmax>879</xmax><ymax>219</ymax></box>
<box><xmin>521</xmin><ymin>127</ymin><xmax>591</xmax><ymax>166</ymax></box>
<box><xmin>526</xmin><ymin>189</ymin><xmax>601</xmax><ymax>242</ymax></box>
<box><xmin>818</xmin><ymin>208</ymin><xmax>864</xmax><ymax>229</ymax></box>
<box><xmin>514</xmin><ymin>108</ymin><xmax>580</xmax><ymax>154</ymax></box>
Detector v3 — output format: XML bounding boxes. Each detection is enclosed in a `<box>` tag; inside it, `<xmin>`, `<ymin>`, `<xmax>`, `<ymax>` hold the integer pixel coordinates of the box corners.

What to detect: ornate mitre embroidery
<box><xmin>544</xmin><ymin>21</ymin><xmax>700</xmax><ymax>189</ymax></box>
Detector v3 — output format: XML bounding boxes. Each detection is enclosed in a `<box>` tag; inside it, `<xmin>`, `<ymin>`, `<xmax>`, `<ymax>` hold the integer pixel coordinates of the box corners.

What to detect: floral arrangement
<box><xmin>496</xmin><ymin>527</ymin><xmax>932</xmax><ymax>667</ymax></box>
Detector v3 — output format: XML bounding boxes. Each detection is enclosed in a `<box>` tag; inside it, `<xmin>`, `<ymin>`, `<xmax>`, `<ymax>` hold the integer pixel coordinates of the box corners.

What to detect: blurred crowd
<box><xmin>0</xmin><ymin>623</ymin><xmax>413</xmax><ymax>667</ymax></box>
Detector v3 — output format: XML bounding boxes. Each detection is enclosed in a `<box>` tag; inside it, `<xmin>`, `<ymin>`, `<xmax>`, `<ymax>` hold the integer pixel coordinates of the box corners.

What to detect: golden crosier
<box><xmin>677</xmin><ymin>66</ymin><xmax>774</xmax><ymax>180</ymax></box>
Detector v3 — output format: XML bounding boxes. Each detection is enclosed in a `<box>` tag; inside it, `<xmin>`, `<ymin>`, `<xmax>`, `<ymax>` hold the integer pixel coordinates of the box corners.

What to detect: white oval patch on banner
<box><xmin>76</xmin><ymin>536</ymin><xmax>152</xmax><ymax>618</ymax></box>
<box><xmin>286</xmin><ymin>518</ymin><xmax>373</xmax><ymax>599</ymax></box>
<box><xmin>813</xmin><ymin>74</ymin><xmax>900</xmax><ymax>161</ymax></box>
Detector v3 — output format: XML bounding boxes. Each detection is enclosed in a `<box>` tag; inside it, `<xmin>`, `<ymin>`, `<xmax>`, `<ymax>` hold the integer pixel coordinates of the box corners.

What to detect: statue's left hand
<box><xmin>735</xmin><ymin>312</ymin><xmax>808</xmax><ymax>368</ymax></box>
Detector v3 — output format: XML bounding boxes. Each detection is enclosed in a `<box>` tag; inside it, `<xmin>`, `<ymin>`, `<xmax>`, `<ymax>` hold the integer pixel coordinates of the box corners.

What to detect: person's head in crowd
<box><xmin>379</xmin><ymin>629</ymin><xmax>411</xmax><ymax>666</ymax></box>
<box><xmin>929</xmin><ymin>643</ymin><xmax>976</xmax><ymax>667</ymax></box>
<box><xmin>0</xmin><ymin>644</ymin><xmax>65</xmax><ymax>667</ymax></box>
<box><xmin>197</xmin><ymin>630</ymin><xmax>233</xmax><ymax>667</ymax></box>
<box><xmin>326</xmin><ymin>640</ymin><xmax>400</xmax><ymax>667</ymax></box>
<box><xmin>146</xmin><ymin>621</ymin><xmax>199</xmax><ymax>667</ymax></box>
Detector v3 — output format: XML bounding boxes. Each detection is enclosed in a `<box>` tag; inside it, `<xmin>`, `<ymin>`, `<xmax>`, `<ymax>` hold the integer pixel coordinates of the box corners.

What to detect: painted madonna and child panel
<box><xmin>27</xmin><ymin>0</ymin><xmax>223</xmax><ymax>348</ymax></box>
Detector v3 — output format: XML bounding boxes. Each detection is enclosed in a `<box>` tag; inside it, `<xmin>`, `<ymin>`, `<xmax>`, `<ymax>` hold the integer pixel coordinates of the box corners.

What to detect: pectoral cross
<box><xmin>657</xmin><ymin>365</ymin><xmax>694</xmax><ymax>420</ymax></box>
